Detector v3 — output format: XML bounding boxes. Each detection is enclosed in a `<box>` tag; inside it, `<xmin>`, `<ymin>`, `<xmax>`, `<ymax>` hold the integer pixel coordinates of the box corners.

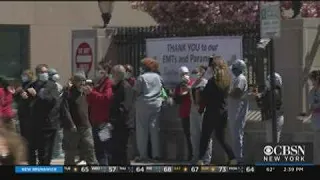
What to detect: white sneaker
<box><xmin>229</xmin><ymin>159</ymin><xmax>238</xmax><ymax>165</ymax></box>
<box><xmin>77</xmin><ymin>160</ymin><xmax>87</xmax><ymax>165</ymax></box>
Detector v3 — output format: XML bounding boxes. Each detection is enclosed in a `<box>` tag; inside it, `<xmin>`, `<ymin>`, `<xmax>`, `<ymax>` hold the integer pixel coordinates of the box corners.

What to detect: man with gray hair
<box><xmin>60</xmin><ymin>72</ymin><xmax>98</xmax><ymax>165</ymax></box>
<box><xmin>108</xmin><ymin>65</ymin><xmax>134</xmax><ymax>165</ymax></box>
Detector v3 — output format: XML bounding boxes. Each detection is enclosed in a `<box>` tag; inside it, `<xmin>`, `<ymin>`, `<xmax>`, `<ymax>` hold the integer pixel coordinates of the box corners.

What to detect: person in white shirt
<box><xmin>228</xmin><ymin>59</ymin><xmax>248</xmax><ymax>164</ymax></box>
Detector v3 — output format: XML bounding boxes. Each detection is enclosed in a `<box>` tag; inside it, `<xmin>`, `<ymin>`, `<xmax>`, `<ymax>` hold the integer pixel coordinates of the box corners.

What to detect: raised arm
<box><xmin>87</xmin><ymin>79</ymin><xmax>113</xmax><ymax>105</ymax></box>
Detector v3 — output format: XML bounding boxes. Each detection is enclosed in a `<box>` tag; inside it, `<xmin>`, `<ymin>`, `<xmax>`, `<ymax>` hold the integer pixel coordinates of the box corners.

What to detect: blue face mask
<box><xmin>38</xmin><ymin>73</ymin><xmax>49</xmax><ymax>81</ymax></box>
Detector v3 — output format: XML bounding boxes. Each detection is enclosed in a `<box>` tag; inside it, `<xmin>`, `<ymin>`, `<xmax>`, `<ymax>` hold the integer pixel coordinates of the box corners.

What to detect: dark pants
<box><xmin>19</xmin><ymin>117</ymin><xmax>37</xmax><ymax>165</ymax></box>
<box><xmin>92</xmin><ymin>124</ymin><xmax>112</xmax><ymax>165</ymax></box>
<box><xmin>181</xmin><ymin>117</ymin><xmax>193</xmax><ymax>160</ymax></box>
<box><xmin>199</xmin><ymin>111</ymin><xmax>235</xmax><ymax>161</ymax></box>
<box><xmin>63</xmin><ymin>127</ymin><xmax>98</xmax><ymax>165</ymax></box>
<box><xmin>110</xmin><ymin>126</ymin><xmax>130</xmax><ymax>165</ymax></box>
<box><xmin>26</xmin><ymin>127</ymin><xmax>38</xmax><ymax>165</ymax></box>
<box><xmin>37</xmin><ymin>129</ymin><xmax>58</xmax><ymax>165</ymax></box>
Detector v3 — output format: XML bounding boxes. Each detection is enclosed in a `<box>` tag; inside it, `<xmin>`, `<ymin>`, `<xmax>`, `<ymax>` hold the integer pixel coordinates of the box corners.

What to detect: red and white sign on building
<box><xmin>72</xmin><ymin>38</ymin><xmax>96</xmax><ymax>78</ymax></box>
<box><xmin>75</xmin><ymin>42</ymin><xmax>93</xmax><ymax>74</ymax></box>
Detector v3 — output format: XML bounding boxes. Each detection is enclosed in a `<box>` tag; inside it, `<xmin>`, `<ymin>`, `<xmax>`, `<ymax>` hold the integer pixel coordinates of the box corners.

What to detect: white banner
<box><xmin>146</xmin><ymin>36</ymin><xmax>243</xmax><ymax>86</ymax></box>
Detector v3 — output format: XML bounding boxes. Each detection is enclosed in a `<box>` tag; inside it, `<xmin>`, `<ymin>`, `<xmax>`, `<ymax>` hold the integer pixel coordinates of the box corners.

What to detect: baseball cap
<box><xmin>73</xmin><ymin>72</ymin><xmax>86</xmax><ymax>82</ymax></box>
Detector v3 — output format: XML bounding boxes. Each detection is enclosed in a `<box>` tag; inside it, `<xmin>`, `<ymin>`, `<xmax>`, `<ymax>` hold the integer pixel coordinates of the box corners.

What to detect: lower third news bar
<box><xmin>15</xmin><ymin>166</ymin><xmax>64</xmax><ymax>174</ymax></box>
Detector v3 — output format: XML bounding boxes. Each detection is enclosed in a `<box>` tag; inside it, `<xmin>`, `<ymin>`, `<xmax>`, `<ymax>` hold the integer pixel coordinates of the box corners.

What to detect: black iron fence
<box><xmin>110</xmin><ymin>23</ymin><xmax>267</xmax><ymax>86</ymax></box>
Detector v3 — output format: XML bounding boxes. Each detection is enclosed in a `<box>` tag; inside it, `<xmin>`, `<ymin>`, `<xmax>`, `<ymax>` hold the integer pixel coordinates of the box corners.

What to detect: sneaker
<box><xmin>77</xmin><ymin>160</ymin><xmax>87</xmax><ymax>165</ymax></box>
<box><xmin>150</xmin><ymin>157</ymin><xmax>161</xmax><ymax>163</ymax></box>
<box><xmin>229</xmin><ymin>159</ymin><xmax>238</xmax><ymax>165</ymax></box>
<box><xmin>197</xmin><ymin>160</ymin><xmax>204</xmax><ymax>165</ymax></box>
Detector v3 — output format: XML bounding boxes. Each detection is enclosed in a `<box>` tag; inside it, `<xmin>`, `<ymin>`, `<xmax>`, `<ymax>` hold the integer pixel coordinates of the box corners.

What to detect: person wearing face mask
<box><xmin>124</xmin><ymin>64</ymin><xmax>135</xmax><ymax>87</ymax></box>
<box><xmin>198</xmin><ymin>56</ymin><xmax>236</xmax><ymax>165</ymax></box>
<box><xmin>108</xmin><ymin>65</ymin><xmax>134</xmax><ymax>165</ymax></box>
<box><xmin>254</xmin><ymin>72</ymin><xmax>284</xmax><ymax>143</ymax></box>
<box><xmin>228</xmin><ymin>59</ymin><xmax>249</xmax><ymax>164</ymax></box>
<box><xmin>173</xmin><ymin>66</ymin><xmax>193</xmax><ymax>161</ymax></box>
<box><xmin>133</xmin><ymin>58</ymin><xmax>163</xmax><ymax>162</ymax></box>
<box><xmin>13</xmin><ymin>70</ymin><xmax>36</xmax><ymax>164</ymax></box>
<box><xmin>48</xmin><ymin>68</ymin><xmax>65</xmax><ymax>160</ymax></box>
<box><xmin>189</xmin><ymin>65</ymin><xmax>212</xmax><ymax>163</ymax></box>
<box><xmin>60</xmin><ymin>73</ymin><xmax>98</xmax><ymax>165</ymax></box>
<box><xmin>29</xmin><ymin>64</ymin><xmax>60</xmax><ymax>165</ymax></box>
<box><xmin>83</xmin><ymin>61</ymin><xmax>113</xmax><ymax>165</ymax></box>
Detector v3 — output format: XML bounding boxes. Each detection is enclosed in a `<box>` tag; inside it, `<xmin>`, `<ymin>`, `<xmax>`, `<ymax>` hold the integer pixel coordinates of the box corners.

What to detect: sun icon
<box><xmin>183</xmin><ymin>167</ymin><xmax>188</xmax><ymax>172</ymax></box>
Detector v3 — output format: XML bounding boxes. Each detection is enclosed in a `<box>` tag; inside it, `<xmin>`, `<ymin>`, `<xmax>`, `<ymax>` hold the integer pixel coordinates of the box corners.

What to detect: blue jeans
<box><xmin>92</xmin><ymin>123</ymin><xmax>112</xmax><ymax>165</ymax></box>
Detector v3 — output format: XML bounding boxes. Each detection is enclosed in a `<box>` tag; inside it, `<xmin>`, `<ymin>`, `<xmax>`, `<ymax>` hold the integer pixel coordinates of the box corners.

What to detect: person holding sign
<box><xmin>228</xmin><ymin>59</ymin><xmax>249</xmax><ymax>164</ymax></box>
<box><xmin>173</xmin><ymin>66</ymin><xmax>193</xmax><ymax>161</ymax></box>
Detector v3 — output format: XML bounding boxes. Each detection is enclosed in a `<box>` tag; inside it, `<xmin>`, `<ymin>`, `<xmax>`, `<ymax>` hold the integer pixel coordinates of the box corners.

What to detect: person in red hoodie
<box><xmin>83</xmin><ymin>61</ymin><xmax>113</xmax><ymax>165</ymax></box>
<box><xmin>0</xmin><ymin>77</ymin><xmax>16</xmax><ymax>132</ymax></box>
<box><xmin>173</xmin><ymin>66</ymin><xmax>193</xmax><ymax>161</ymax></box>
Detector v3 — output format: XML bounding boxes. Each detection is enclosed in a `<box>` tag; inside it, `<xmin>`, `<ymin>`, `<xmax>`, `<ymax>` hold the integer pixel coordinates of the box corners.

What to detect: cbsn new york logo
<box><xmin>263</xmin><ymin>145</ymin><xmax>306</xmax><ymax>162</ymax></box>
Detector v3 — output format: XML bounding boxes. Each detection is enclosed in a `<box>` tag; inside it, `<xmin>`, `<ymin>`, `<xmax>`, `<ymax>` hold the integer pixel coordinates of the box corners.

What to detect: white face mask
<box><xmin>39</xmin><ymin>73</ymin><xmax>49</xmax><ymax>81</ymax></box>
<box><xmin>52</xmin><ymin>74</ymin><xmax>60</xmax><ymax>82</ymax></box>
<box><xmin>21</xmin><ymin>75</ymin><xmax>29</xmax><ymax>82</ymax></box>
<box><xmin>181</xmin><ymin>74</ymin><xmax>190</xmax><ymax>82</ymax></box>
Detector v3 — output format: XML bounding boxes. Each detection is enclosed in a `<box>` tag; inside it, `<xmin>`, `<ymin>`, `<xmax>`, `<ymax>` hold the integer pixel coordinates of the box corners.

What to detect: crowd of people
<box><xmin>1</xmin><ymin>54</ymin><xmax>319</xmax><ymax>166</ymax></box>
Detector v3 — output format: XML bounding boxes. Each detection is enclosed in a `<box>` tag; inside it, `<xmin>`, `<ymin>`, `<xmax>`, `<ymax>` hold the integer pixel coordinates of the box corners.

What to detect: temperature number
<box><xmin>108</xmin><ymin>166</ymin><xmax>117</xmax><ymax>173</ymax></box>
<box><xmin>136</xmin><ymin>166</ymin><xmax>145</xmax><ymax>173</ymax></box>
<box><xmin>191</xmin><ymin>166</ymin><xmax>199</xmax><ymax>173</ymax></box>
<box><xmin>246</xmin><ymin>166</ymin><xmax>255</xmax><ymax>173</ymax></box>
<box><xmin>163</xmin><ymin>166</ymin><xmax>172</xmax><ymax>173</ymax></box>
<box><xmin>81</xmin><ymin>166</ymin><xmax>90</xmax><ymax>173</ymax></box>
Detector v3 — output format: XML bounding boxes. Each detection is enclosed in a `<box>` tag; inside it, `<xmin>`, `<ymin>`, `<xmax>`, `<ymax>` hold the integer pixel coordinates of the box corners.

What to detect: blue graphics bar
<box><xmin>15</xmin><ymin>166</ymin><xmax>64</xmax><ymax>174</ymax></box>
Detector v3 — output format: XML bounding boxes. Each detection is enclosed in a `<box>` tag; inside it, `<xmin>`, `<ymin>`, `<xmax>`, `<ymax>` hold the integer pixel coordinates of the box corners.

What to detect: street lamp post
<box><xmin>98</xmin><ymin>1</ymin><xmax>114</xmax><ymax>28</ymax></box>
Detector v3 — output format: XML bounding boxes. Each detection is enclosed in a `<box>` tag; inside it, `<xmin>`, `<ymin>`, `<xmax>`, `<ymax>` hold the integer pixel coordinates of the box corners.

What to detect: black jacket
<box><xmin>15</xmin><ymin>81</ymin><xmax>35</xmax><ymax>119</ymax></box>
<box><xmin>109</xmin><ymin>80</ymin><xmax>132</xmax><ymax>129</ymax></box>
<box><xmin>60</xmin><ymin>86</ymin><xmax>91</xmax><ymax>129</ymax></box>
<box><xmin>256</xmin><ymin>87</ymin><xmax>283</xmax><ymax>120</ymax></box>
<box><xmin>31</xmin><ymin>80</ymin><xmax>60</xmax><ymax>129</ymax></box>
<box><xmin>201</xmin><ymin>78</ymin><xmax>228</xmax><ymax>113</ymax></box>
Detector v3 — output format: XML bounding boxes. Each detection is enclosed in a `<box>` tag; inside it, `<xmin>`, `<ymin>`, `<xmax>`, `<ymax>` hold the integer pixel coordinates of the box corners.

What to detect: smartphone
<box><xmin>208</xmin><ymin>56</ymin><xmax>214</xmax><ymax>67</ymax></box>
<box><xmin>85</xmin><ymin>79</ymin><xmax>94</xmax><ymax>86</ymax></box>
